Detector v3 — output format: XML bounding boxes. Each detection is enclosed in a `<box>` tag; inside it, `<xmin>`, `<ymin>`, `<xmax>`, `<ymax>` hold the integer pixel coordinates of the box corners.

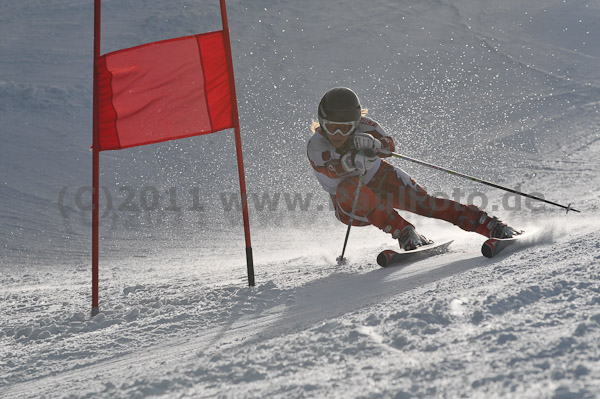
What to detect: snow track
<box><xmin>2</xmin><ymin>245</ymin><xmax>485</xmax><ymax>398</ymax></box>
<box><xmin>3</xmin><ymin>219</ymin><xmax>600</xmax><ymax>398</ymax></box>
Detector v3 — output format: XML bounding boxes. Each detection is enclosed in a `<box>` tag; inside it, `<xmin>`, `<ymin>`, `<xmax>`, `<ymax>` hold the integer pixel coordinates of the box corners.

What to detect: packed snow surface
<box><xmin>1</xmin><ymin>0</ymin><xmax>599</xmax><ymax>398</ymax></box>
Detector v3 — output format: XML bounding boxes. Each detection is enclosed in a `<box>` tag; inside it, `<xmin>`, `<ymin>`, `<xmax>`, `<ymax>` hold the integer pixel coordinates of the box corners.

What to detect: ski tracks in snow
<box><xmin>2</xmin><ymin>218</ymin><xmax>599</xmax><ymax>398</ymax></box>
<box><xmin>2</xmin><ymin>247</ymin><xmax>493</xmax><ymax>399</ymax></box>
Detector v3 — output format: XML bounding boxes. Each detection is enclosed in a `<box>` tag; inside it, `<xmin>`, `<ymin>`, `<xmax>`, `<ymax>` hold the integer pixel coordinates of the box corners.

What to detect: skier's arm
<box><xmin>307</xmin><ymin>137</ymin><xmax>352</xmax><ymax>179</ymax></box>
<box><xmin>309</xmin><ymin>158</ymin><xmax>349</xmax><ymax>178</ymax></box>
<box><xmin>358</xmin><ymin>117</ymin><xmax>395</xmax><ymax>156</ymax></box>
<box><xmin>372</xmin><ymin>132</ymin><xmax>395</xmax><ymax>155</ymax></box>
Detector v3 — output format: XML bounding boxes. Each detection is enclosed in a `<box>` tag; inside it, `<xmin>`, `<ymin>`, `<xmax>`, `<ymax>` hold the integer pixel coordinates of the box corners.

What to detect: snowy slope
<box><xmin>1</xmin><ymin>0</ymin><xmax>599</xmax><ymax>398</ymax></box>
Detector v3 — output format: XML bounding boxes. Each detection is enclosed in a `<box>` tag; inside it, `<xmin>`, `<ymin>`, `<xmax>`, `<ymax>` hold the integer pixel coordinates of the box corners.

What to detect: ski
<box><xmin>481</xmin><ymin>230</ymin><xmax>538</xmax><ymax>258</ymax></box>
<box><xmin>377</xmin><ymin>240</ymin><xmax>453</xmax><ymax>268</ymax></box>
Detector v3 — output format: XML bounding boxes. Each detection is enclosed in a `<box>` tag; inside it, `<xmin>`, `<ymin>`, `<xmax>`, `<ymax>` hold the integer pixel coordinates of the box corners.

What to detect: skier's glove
<box><xmin>340</xmin><ymin>152</ymin><xmax>356</xmax><ymax>173</ymax></box>
<box><xmin>353</xmin><ymin>133</ymin><xmax>382</xmax><ymax>151</ymax></box>
<box><xmin>353</xmin><ymin>149</ymin><xmax>378</xmax><ymax>174</ymax></box>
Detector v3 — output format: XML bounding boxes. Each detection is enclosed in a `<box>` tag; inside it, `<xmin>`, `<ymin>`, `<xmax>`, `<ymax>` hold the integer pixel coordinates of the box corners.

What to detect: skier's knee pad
<box><xmin>333</xmin><ymin>202</ymin><xmax>371</xmax><ymax>226</ymax></box>
<box><xmin>336</xmin><ymin>177</ymin><xmax>379</xmax><ymax>217</ymax></box>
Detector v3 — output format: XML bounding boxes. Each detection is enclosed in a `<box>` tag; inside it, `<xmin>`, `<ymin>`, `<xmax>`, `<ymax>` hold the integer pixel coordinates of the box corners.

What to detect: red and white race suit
<box><xmin>307</xmin><ymin>116</ymin><xmax>490</xmax><ymax>238</ymax></box>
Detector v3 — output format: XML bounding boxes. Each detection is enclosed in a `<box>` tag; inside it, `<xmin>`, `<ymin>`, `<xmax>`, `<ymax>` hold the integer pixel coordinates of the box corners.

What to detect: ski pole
<box><xmin>379</xmin><ymin>149</ymin><xmax>580</xmax><ymax>213</ymax></box>
<box><xmin>337</xmin><ymin>174</ymin><xmax>365</xmax><ymax>265</ymax></box>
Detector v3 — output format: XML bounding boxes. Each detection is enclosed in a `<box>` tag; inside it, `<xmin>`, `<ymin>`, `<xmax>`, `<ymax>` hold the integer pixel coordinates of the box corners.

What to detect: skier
<box><xmin>307</xmin><ymin>87</ymin><xmax>517</xmax><ymax>250</ymax></box>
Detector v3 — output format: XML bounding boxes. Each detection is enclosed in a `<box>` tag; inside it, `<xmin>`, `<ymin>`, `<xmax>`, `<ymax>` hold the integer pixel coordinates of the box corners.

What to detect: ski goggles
<box><xmin>322</xmin><ymin>119</ymin><xmax>358</xmax><ymax>136</ymax></box>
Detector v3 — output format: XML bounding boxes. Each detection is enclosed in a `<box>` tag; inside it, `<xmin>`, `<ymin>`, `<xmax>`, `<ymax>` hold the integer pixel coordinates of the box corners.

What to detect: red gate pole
<box><xmin>219</xmin><ymin>0</ymin><xmax>255</xmax><ymax>286</ymax></box>
<box><xmin>91</xmin><ymin>0</ymin><xmax>101</xmax><ymax>315</ymax></box>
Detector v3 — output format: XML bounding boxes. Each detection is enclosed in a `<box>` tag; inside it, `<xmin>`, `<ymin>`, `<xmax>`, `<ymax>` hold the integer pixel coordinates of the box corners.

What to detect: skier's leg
<box><xmin>335</xmin><ymin>176</ymin><xmax>413</xmax><ymax>238</ymax></box>
<box><xmin>368</xmin><ymin>161</ymin><xmax>516</xmax><ymax>238</ymax></box>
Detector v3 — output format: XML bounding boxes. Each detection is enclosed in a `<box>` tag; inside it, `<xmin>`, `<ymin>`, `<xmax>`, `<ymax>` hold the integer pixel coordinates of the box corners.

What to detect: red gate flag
<box><xmin>91</xmin><ymin>0</ymin><xmax>255</xmax><ymax>316</ymax></box>
<box><xmin>95</xmin><ymin>31</ymin><xmax>233</xmax><ymax>151</ymax></box>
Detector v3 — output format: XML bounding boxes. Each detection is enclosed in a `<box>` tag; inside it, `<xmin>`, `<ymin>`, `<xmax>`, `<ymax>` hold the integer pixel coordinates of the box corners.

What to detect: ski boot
<box><xmin>398</xmin><ymin>226</ymin><xmax>433</xmax><ymax>251</ymax></box>
<box><xmin>475</xmin><ymin>213</ymin><xmax>519</xmax><ymax>239</ymax></box>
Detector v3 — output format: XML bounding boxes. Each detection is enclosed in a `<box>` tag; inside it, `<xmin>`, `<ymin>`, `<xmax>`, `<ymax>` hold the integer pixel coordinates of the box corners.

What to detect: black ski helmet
<box><xmin>318</xmin><ymin>87</ymin><xmax>362</xmax><ymax>130</ymax></box>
